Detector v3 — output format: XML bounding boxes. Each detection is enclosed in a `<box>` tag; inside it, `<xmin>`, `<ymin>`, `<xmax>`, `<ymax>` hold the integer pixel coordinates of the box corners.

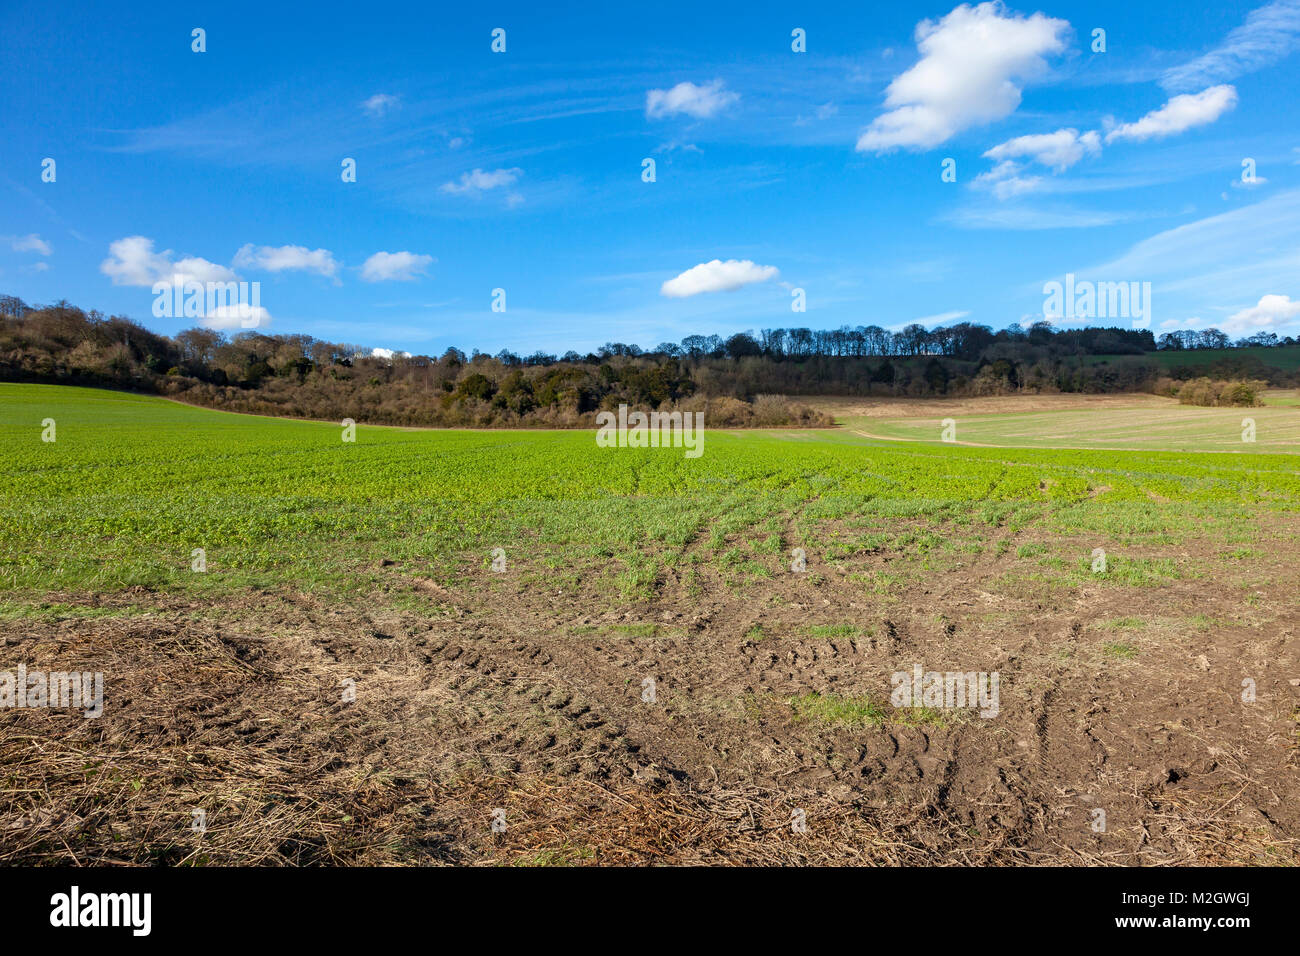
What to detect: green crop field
<box><xmin>3</xmin><ymin>382</ymin><xmax>1298</xmax><ymax>600</ymax></box>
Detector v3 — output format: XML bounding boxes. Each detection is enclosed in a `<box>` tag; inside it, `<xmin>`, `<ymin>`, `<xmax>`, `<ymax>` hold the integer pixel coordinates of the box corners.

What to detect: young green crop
<box><xmin>2</xmin><ymin>383</ymin><xmax>1297</xmax><ymax>595</ymax></box>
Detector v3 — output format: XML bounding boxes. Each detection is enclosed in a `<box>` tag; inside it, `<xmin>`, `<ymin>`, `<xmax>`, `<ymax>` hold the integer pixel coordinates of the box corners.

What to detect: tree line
<box><xmin>2</xmin><ymin>294</ymin><xmax>1295</xmax><ymax>427</ymax></box>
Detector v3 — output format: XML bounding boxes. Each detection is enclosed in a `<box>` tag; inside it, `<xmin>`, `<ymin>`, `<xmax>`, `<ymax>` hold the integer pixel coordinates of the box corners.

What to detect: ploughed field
<box><xmin>2</xmin><ymin>382</ymin><xmax>1298</xmax><ymax>864</ymax></box>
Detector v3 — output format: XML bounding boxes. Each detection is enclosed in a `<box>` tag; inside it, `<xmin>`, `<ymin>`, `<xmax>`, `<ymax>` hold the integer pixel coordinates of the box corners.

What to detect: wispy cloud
<box><xmin>440</xmin><ymin>167</ymin><xmax>523</xmax><ymax>195</ymax></box>
<box><xmin>975</xmin><ymin>128</ymin><xmax>1101</xmax><ymax>199</ymax></box>
<box><xmin>944</xmin><ymin>205</ymin><xmax>1142</xmax><ymax>230</ymax></box>
<box><xmin>985</xmin><ymin>128</ymin><xmax>1101</xmax><ymax>172</ymax></box>
<box><xmin>646</xmin><ymin>80</ymin><xmax>738</xmax><ymax>120</ymax></box>
<box><xmin>361</xmin><ymin>93</ymin><xmax>400</xmax><ymax>117</ymax></box>
<box><xmin>1161</xmin><ymin>0</ymin><xmax>1300</xmax><ymax>91</ymax></box>
<box><xmin>915</xmin><ymin>309</ymin><xmax>971</xmax><ymax>325</ymax></box>
<box><xmin>360</xmin><ymin>251</ymin><xmax>434</xmax><ymax>282</ymax></box>
<box><xmin>1085</xmin><ymin>189</ymin><xmax>1300</xmax><ymax>318</ymax></box>
<box><xmin>6</xmin><ymin>233</ymin><xmax>52</xmax><ymax>255</ymax></box>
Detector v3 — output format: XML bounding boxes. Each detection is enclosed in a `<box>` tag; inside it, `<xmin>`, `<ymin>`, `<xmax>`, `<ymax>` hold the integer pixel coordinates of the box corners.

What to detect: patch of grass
<box><xmin>609</xmin><ymin>623</ymin><xmax>656</xmax><ymax>638</ymax></box>
<box><xmin>615</xmin><ymin>554</ymin><xmax>659</xmax><ymax>601</ymax></box>
<box><xmin>0</xmin><ymin>599</ymin><xmax>148</xmax><ymax>621</ymax></box>
<box><xmin>789</xmin><ymin>692</ymin><xmax>948</xmax><ymax>728</ymax></box>
<box><xmin>805</xmin><ymin>623</ymin><xmax>862</xmax><ymax>639</ymax></box>
<box><xmin>510</xmin><ymin>843</ymin><xmax>597</xmax><ymax>866</ymax></box>
<box><xmin>1100</xmin><ymin>617</ymin><xmax>1144</xmax><ymax>629</ymax></box>
<box><xmin>1102</xmin><ymin>641</ymin><xmax>1138</xmax><ymax>659</ymax></box>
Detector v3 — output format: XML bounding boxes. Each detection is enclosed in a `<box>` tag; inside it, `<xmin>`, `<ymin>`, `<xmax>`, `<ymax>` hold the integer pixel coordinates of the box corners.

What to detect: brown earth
<box><xmin>3</xmin><ymin>516</ymin><xmax>1297</xmax><ymax>866</ymax></box>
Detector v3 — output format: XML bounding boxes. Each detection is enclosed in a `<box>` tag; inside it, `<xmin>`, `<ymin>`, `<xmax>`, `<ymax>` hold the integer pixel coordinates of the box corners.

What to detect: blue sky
<box><xmin>3</xmin><ymin>0</ymin><xmax>1299</xmax><ymax>355</ymax></box>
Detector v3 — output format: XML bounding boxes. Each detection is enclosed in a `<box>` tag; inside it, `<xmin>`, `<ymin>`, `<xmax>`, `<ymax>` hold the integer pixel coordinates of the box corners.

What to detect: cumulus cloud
<box><xmin>370</xmin><ymin>347</ymin><xmax>411</xmax><ymax>360</ymax></box>
<box><xmin>8</xmin><ymin>233</ymin><xmax>52</xmax><ymax>255</ymax></box>
<box><xmin>1223</xmin><ymin>293</ymin><xmax>1300</xmax><ymax>333</ymax></box>
<box><xmin>1105</xmin><ymin>85</ymin><xmax>1238</xmax><ymax>144</ymax></box>
<box><xmin>856</xmin><ymin>2</ymin><xmax>1070</xmax><ymax>152</ymax></box>
<box><xmin>234</xmin><ymin>243</ymin><xmax>340</xmax><ymax>279</ymax></box>
<box><xmin>646</xmin><ymin>80</ymin><xmax>739</xmax><ymax>120</ymax></box>
<box><xmin>360</xmin><ymin>251</ymin><xmax>433</xmax><ymax>282</ymax></box>
<box><xmin>440</xmin><ymin>167</ymin><xmax>523</xmax><ymax>195</ymax></box>
<box><xmin>1162</xmin><ymin>0</ymin><xmax>1300</xmax><ymax>91</ymax></box>
<box><xmin>660</xmin><ymin>259</ymin><xmax>779</xmax><ymax>298</ymax></box>
<box><xmin>984</xmin><ymin>127</ymin><xmax>1101</xmax><ymax>172</ymax></box>
<box><xmin>100</xmin><ymin>236</ymin><xmax>236</xmax><ymax>287</ymax></box>
<box><xmin>362</xmin><ymin>93</ymin><xmax>400</xmax><ymax>117</ymax></box>
<box><xmin>202</xmin><ymin>304</ymin><xmax>272</xmax><ymax>331</ymax></box>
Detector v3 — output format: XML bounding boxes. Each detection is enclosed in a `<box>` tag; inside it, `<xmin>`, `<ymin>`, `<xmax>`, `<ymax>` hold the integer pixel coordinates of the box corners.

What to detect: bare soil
<box><xmin>3</xmin><ymin>516</ymin><xmax>1297</xmax><ymax>866</ymax></box>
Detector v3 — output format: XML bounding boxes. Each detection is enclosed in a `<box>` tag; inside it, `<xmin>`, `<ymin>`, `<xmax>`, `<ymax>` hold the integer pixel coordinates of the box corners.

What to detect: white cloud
<box><xmin>9</xmin><ymin>233</ymin><xmax>52</xmax><ymax>255</ymax></box>
<box><xmin>973</xmin><ymin>160</ymin><xmax>1044</xmax><ymax>199</ymax></box>
<box><xmin>202</xmin><ymin>304</ymin><xmax>272</xmax><ymax>330</ymax></box>
<box><xmin>234</xmin><ymin>243</ymin><xmax>340</xmax><ymax>279</ymax></box>
<box><xmin>945</xmin><ymin>204</ymin><xmax>1138</xmax><ymax>229</ymax></box>
<box><xmin>984</xmin><ymin>128</ymin><xmax>1100</xmax><ymax>172</ymax></box>
<box><xmin>362</xmin><ymin>93</ymin><xmax>400</xmax><ymax>117</ymax></box>
<box><xmin>1162</xmin><ymin>0</ymin><xmax>1300</xmax><ymax>91</ymax></box>
<box><xmin>856</xmin><ymin>2</ymin><xmax>1070</xmax><ymax>152</ymax></box>
<box><xmin>660</xmin><ymin>259</ymin><xmax>779</xmax><ymax>298</ymax></box>
<box><xmin>1105</xmin><ymin>85</ymin><xmax>1238</xmax><ymax>144</ymax></box>
<box><xmin>646</xmin><ymin>80</ymin><xmax>739</xmax><ymax>120</ymax></box>
<box><xmin>360</xmin><ymin>251</ymin><xmax>433</xmax><ymax>282</ymax></box>
<box><xmin>370</xmin><ymin>347</ymin><xmax>411</xmax><ymax>360</ymax></box>
<box><xmin>653</xmin><ymin>140</ymin><xmax>702</xmax><ymax>154</ymax></box>
<box><xmin>1223</xmin><ymin>293</ymin><xmax>1300</xmax><ymax>334</ymax></box>
<box><xmin>915</xmin><ymin>310</ymin><xmax>972</xmax><ymax>324</ymax></box>
<box><xmin>100</xmin><ymin>236</ymin><xmax>236</xmax><ymax>287</ymax></box>
<box><xmin>440</xmin><ymin>167</ymin><xmax>523</xmax><ymax>195</ymax></box>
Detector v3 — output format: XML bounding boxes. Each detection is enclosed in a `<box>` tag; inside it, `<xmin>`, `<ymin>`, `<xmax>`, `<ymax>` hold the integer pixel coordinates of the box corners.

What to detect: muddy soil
<box><xmin>3</xmin><ymin>521</ymin><xmax>1296</xmax><ymax>866</ymax></box>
